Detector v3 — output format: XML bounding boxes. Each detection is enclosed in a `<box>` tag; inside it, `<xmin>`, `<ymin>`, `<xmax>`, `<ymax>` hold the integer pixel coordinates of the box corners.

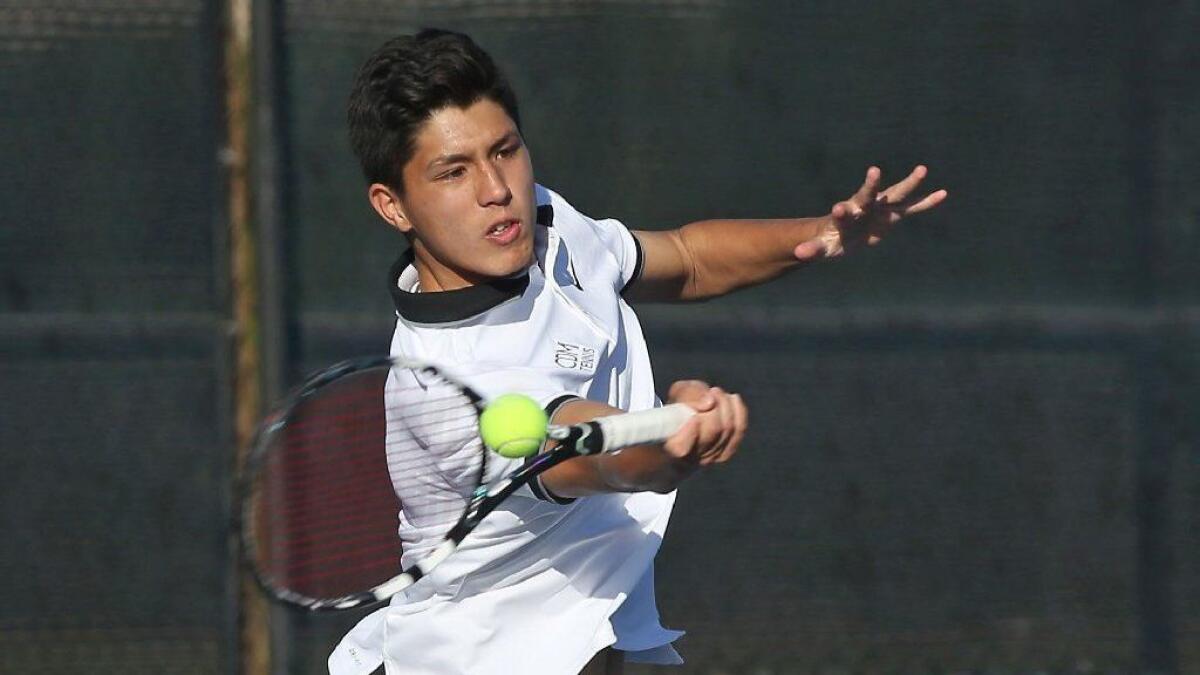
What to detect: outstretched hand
<box><xmin>794</xmin><ymin>165</ymin><xmax>947</xmax><ymax>259</ymax></box>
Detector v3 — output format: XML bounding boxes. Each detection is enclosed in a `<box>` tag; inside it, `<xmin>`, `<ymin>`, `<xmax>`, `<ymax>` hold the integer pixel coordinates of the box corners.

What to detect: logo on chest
<box><xmin>553</xmin><ymin>340</ymin><xmax>597</xmax><ymax>373</ymax></box>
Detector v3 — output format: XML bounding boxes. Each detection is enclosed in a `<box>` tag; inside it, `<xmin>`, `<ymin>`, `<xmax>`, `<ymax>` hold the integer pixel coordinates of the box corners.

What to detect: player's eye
<box><xmin>437</xmin><ymin>167</ymin><xmax>466</xmax><ymax>181</ymax></box>
<box><xmin>497</xmin><ymin>142</ymin><xmax>521</xmax><ymax>159</ymax></box>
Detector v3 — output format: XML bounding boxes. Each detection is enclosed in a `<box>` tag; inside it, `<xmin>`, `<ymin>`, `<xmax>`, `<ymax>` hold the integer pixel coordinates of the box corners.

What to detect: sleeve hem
<box><xmin>620</xmin><ymin>228</ymin><xmax>646</xmax><ymax>296</ymax></box>
<box><xmin>524</xmin><ymin>394</ymin><xmax>583</xmax><ymax>504</ymax></box>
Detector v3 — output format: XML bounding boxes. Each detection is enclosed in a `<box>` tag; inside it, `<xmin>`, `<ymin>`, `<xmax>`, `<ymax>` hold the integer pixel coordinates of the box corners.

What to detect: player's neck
<box><xmin>410</xmin><ymin>246</ymin><xmax>490</xmax><ymax>293</ymax></box>
<box><xmin>409</xmin><ymin>242</ymin><xmax>530</xmax><ymax>293</ymax></box>
<box><xmin>413</xmin><ymin>259</ymin><xmax>473</xmax><ymax>293</ymax></box>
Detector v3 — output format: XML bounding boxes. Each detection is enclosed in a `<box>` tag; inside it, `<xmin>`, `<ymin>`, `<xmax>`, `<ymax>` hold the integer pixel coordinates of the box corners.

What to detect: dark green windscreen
<box><xmin>1</xmin><ymin>0</ymin><xmax>1196</xmax><ymax>672</ymax></box>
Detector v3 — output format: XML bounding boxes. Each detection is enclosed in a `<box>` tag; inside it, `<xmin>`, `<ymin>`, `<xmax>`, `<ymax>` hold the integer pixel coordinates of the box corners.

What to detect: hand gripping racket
<box><xmin>237</xmin><ymin>356</ymin><xmax>693</xmax><ymax>612</ymax></box>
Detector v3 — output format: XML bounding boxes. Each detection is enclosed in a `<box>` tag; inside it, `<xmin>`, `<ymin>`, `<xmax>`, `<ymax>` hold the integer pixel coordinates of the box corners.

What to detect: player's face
<box><xmin>381</xmin><ymin>98</ymin><xmax>537</xmax><ymax>291</ymax></box>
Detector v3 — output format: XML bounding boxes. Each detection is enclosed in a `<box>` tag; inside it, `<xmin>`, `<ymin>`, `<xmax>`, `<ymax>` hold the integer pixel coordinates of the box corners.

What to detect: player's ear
<box><xmin>368</xmin><ymin>183</ymin><xmax>413</xmax><ymax>234</ymax></box>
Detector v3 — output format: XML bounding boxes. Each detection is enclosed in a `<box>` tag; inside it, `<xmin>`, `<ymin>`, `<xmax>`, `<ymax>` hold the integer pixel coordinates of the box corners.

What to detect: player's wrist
<box><xmin>598</xmin><ymin>448</ymin><xmax>689</xmax><ymax>494</ymax></box>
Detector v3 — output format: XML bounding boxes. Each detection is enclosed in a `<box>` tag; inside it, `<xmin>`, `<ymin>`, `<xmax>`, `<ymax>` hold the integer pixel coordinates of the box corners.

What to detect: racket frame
<box><xmin>237</xmin><ymin>355</ymin><xmax>685</xmax><ymax>612</ymax></box>
<box><xmin>236</xmin><ymin>356</ymin><xmax>487</xmax><ymax>611</ymax></box>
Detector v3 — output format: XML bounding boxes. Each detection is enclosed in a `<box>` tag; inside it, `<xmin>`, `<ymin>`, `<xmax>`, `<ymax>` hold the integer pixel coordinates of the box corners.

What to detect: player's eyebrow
<box><xmin>488</xmin><ymin>131</ymin><xmax>520</xmax><ymax>154</ymax></box>
<box><xmin>427</xmin><ymin>151</ymin><xmax>470</xmax><ymax>170</ymax></box>
<box><xmin>426</xmin><ymin>132</ymin><xmax>520</xmax><ymax>170</ymax></box>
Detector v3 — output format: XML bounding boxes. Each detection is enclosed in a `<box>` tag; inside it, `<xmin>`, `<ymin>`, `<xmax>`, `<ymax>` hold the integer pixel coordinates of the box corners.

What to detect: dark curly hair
<box><xmin>347</xmin><ymin>29</ymin><xmax>521</xmax><ymax>193</ymax></box>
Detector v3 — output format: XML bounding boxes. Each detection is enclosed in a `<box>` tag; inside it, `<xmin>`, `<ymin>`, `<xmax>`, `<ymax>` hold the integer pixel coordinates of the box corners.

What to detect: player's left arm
<box><xmin>624</xmin><ymin>165</ymin><xmax>948</xmax><ymax>302</ymax></box>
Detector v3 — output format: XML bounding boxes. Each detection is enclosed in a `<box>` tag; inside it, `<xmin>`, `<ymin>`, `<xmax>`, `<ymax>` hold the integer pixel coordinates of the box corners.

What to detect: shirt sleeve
<box><xmin>522</xmin><ymin>393</ymin><xmax>583</xmax><ymax>505</ymax></box>
<box><xmin>540</xmin><ymin>185</ymin><xmax>645</xmax><ymax>294</ymax></box>
<box><xmin>592</xmin><ymin>217</ymin><xmax>645</xmax><ymax>294</ymax></box>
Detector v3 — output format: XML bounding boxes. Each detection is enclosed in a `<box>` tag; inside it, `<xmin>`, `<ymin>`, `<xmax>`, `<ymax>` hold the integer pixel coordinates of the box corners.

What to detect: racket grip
<box><xmin>595</xmin><ymin>403</ymin><xmax>695</xmax><ymax>452</ymax></box>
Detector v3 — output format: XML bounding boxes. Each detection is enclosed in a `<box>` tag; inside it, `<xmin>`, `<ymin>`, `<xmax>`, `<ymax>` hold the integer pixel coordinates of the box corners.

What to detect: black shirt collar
<box><xmin>388</xmin><ymin>204</ymin><xmax>554</xmax><ymax>324</ymax></box>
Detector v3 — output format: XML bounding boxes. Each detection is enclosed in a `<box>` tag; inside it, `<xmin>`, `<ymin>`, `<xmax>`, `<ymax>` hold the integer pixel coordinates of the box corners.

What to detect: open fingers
<box><xmin>879</xmin><ymin>165</ymin><xmax>928</xmax><ymax>204</ymax></box>
<box><xmin>899</xmin><ymin>188</ymin><xmax>948</xmax><ymax>216</ymax></box>
<box><xmin>851</xmin><ymin>166</ymin><xmax>881</xmax><ymax>206</ymax></box>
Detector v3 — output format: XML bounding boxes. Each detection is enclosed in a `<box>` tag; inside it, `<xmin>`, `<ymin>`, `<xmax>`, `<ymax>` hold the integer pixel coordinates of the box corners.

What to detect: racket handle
<box><xmin>595</xmin><ymin>403</ymin><xmax>695</xmax><ymax>452</ymax></box>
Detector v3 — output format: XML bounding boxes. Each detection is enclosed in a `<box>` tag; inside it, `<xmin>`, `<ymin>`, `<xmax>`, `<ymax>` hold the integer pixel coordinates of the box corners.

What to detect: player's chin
<box><xmin>489</xmin><ymin>235</ymin><xmax>535</xmax><ymax>274</ymax></box>
<box><xmin>483</xmin><ymin>244</ymin><xmax>535</xmax><ymax>278</ymax></box>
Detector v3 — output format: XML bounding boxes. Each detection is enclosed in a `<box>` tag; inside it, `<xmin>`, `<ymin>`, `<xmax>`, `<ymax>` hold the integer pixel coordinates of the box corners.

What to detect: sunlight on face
<box><xmin>392</xmin><ymin>98</ymin><xmax>537</xmax><ymax>291</ymax></box>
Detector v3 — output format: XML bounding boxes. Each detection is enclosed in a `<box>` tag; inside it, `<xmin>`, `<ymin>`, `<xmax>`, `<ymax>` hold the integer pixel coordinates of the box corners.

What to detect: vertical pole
<box><xmin>249</xmin><ymin>0</ymin><xmax>296</xmax><ymax>672</ymax></box>
<box><xmin>210</xmin><ymin>0</ymin><xmax>242</xmax><ymax>667</ymax></box>
<box><xmin>220</xmin><ymin>0</ymin><xmax>278</xmax><ymax>667</ymax></box>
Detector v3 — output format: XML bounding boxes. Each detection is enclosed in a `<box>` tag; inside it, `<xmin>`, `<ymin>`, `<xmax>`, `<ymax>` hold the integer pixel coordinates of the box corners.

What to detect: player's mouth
<box><xmin>484</xmin><ymin>218</ymin><xmax>522</xmax><ymax>245</ymax></box>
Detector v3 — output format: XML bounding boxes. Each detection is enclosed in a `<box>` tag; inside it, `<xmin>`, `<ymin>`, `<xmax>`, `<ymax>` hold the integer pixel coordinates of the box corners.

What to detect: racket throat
<box><xmin>545</xmin><ymin>420</ymin><xmax>609</xmax><ymax>457</ymax></box>
<box><xmin>562</xmin><ymin>421</ymin><xmax>604</xmax><ymax>455</ymax></box>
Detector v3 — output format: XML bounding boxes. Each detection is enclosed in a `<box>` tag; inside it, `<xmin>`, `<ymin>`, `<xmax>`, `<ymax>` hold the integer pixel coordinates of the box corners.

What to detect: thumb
<box><xmin>794</xmin><ymin>239</ymin><xmax>825</xmax><ymax>260</ymax></box>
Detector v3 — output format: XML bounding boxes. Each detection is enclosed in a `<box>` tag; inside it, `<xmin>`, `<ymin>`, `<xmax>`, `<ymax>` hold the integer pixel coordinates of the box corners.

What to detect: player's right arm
<box><xmin>539</xmin><ymin>380</ymin><xmax>747</xmax><ymax>498</ymax></box>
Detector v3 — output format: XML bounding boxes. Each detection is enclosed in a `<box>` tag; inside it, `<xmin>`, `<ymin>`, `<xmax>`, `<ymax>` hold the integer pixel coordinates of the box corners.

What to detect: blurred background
<box><xmin>1</xmin><ymin>0</ymin><xmax>1197</xmax><ymax>673</ymax></box>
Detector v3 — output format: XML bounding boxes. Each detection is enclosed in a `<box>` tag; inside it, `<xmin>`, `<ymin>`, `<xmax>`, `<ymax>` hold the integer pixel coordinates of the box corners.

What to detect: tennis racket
<box><xmin>237</xmin><ymin>355</ymin><xmax>693</xmax><ymax>612</ymax></box>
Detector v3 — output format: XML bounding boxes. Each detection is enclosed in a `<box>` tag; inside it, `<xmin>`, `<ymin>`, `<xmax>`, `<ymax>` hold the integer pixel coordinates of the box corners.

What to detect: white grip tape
<box><xmin>595</xmin><ymin>403</ymin><xmax>695</xmax><ymax>452</ymax></box>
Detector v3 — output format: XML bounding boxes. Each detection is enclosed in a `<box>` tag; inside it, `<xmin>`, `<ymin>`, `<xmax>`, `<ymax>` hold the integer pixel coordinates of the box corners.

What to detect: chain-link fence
<box><xmin>2</xmin><ymin>1</ymin><xmax>1196</xmax><ymax>672</ymax></box>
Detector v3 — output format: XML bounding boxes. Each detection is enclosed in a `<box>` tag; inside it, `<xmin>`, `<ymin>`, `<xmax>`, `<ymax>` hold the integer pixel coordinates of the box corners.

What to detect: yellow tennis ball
<box><xmin>479</xmin><ymin>394</ymin><xmax>548</xmax><ymax>458</ymax></box>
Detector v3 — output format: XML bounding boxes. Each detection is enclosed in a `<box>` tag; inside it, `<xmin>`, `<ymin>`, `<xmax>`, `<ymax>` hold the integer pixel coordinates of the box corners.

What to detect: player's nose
<box><xmin>476</xmin><ymin>162</ymin><xmax>512</xmax><ymax>207</ymax></box>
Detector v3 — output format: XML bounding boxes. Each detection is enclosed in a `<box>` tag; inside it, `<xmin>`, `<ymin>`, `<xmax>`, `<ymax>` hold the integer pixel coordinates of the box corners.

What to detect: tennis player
<box><xmin>330</xmin><ymin>29</ymin><xmax>946</xmax><ymax>675</ymax></box>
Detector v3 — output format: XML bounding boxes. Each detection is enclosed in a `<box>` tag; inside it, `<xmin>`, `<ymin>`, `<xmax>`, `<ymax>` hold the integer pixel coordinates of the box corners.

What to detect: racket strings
<box><xmin>279</xmin><ymin>404</ymin><xmax>479</xmax><ymax>458</ymax></box>
<box><xmin>248</xmin><ymin>365</ymin><xmax>486</xmax><ymax>601</ymax></box>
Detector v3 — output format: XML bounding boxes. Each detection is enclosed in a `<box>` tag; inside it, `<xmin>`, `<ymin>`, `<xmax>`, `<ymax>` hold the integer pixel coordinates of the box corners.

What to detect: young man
<box><xmin>331</xmin><ymin>29</ymin><xmax>945</xmax><ymax>675</ymax></box>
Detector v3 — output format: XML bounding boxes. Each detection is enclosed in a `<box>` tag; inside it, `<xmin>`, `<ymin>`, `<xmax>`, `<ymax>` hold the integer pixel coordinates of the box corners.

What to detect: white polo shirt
<box><xmin>328</xmin><ymin>185</ymin><xmax>682</xmax><ymax>675</ymax></box>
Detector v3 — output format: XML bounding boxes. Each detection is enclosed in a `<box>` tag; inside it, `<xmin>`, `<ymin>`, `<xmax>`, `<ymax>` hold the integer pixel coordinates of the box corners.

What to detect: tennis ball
<box><xmin>479</xmin><ymin>394</ymin><xmax>548</xmax><ymax>458</ymax></box>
